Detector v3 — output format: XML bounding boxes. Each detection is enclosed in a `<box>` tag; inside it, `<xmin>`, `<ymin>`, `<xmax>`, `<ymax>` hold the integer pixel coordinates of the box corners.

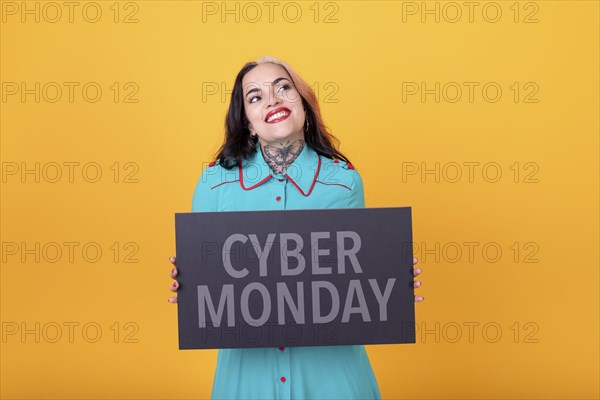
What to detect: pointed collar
<box><xmin>238</xmin><ymin>143</ymin><xmax>321</xmax><ymax>196</ymax></box>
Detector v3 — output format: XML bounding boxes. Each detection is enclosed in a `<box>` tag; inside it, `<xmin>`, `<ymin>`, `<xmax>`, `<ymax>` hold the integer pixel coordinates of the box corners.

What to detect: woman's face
<box><xmin>242</xmin><ymin>63</ymin><xmax>306</xmax><ymax>145</ymax></box>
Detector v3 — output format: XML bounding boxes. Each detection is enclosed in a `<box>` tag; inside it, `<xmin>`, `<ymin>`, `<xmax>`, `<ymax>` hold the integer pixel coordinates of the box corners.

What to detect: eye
<box><xmin>248</xmin><ymin>83</ymin><xmax>291</xmax><ymax>103</ymax></box>
<box><xmin>277</xmin><ymin>83</ymin><xmax>291</xmax><ymax>93</ymax></box>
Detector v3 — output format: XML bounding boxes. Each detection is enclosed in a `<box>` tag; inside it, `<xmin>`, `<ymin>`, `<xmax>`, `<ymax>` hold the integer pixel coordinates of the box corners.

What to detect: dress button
<box><xmin>347</xmin><ymin>163</ymin><xmax>355</xmax><ymax>170</ymax></box>
<box><xmin>279</xmin><ymin>347</ymin><xmax>285</xmax><ymax>351</ymax></box>
<box><xmin>208</xmin><ymin>161</ymin><xmax>216</xmax><ymax>167</ymax></box>
<box><xmin>278</xmin><ymin>178</ymin><xmax>284</xmax><ymax>182</ymax></box>
<box><xmin>280</xmin><ymin>376</ymin><xmax>286</xmax><ymax>383</ymax></box>
<box><xmin>276</xmin><ymin>196</ymin><xmax>281</xmax><ymax>201</ymax></box>
<box><xmin>333</xmin><ymin>159</ymin><xmax>339</xmax><ymax>164</ymax></box>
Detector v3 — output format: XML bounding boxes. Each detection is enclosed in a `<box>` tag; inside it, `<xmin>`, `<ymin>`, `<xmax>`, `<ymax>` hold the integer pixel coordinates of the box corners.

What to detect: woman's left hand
<box><xmin>413</xmin><ymin>257</ymin><xmax>425</xmax><ymax>302</ymax></box>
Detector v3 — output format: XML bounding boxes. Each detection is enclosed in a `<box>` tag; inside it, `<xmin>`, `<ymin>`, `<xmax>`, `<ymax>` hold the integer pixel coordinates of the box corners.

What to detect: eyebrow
<box><xmin>245</xmin><ymin>77</ymin><xmax>289</xmax><ymax>99</ymax></box>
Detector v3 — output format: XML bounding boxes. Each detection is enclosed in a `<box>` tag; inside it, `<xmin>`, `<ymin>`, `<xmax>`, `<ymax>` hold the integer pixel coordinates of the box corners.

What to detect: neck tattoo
<box><xmin>262</xmin><ymin>139</ymin><xmax>305</xmax><ymax>175</ymax></box>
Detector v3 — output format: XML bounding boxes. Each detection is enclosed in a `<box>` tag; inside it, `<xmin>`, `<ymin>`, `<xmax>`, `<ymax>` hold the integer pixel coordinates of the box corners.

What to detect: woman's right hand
<box><xmin>168</xmin><ymin>256</ymin><xmax>179</xmax><ymax>303</ymax></box>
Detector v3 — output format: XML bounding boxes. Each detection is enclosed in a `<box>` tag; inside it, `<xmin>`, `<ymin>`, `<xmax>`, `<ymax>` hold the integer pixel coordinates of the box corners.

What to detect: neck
<box><xmin>259</xmin><ymin>138</ymin><xmax>305</xmax><ymax>175</ymax></box>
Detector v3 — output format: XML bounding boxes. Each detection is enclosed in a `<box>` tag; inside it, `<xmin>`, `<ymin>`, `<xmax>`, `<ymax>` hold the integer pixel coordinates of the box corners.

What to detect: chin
<box><xmin>269</xmin><ymin>129</ymin><xmax>300</xmax><ymax>140</ymax></box>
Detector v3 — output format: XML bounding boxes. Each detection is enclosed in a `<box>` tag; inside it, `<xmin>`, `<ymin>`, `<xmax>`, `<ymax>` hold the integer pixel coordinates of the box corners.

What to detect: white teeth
<box><xmin>266</xmin><ymin>110</ymin><xmax>290</xmax><ymax>122</ymax></box>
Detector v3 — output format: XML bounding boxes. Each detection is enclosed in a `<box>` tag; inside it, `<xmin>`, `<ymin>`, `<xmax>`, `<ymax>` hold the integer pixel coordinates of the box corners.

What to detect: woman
<box><xmin>168</xmin><ymin>55</ymin><xmax>424</xmax><ymax>399</ymax></box>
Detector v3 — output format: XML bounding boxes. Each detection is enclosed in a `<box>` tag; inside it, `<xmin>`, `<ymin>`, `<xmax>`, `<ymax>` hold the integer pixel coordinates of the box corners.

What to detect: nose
<box><xmin>266</xmin><ymin>85</ymin><xmax>283</xmax><ymax>107</ymax></box>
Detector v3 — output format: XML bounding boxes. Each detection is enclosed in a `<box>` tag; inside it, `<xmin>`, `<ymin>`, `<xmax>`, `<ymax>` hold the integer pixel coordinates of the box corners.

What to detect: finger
<box><xmin>413</xmin><ymin>267</ymin><xmax>422</xmax><ymax>276</ymax></box>
<box><xmin>413</xmin><ymin>281</ymin><xmax>421</xmax><ymax>288</ymax></box>
<box><xmin>413</xmin><ymin>257</ymin><xmax>418</xmax><ymax>265</ymax></box>
<box><xmin>168</xmin><ymin>297</ymin><xmax>178</xmax><ymax>303</ymax></box>
<box><xmin>169</xmin><ymin>256</ymin><xmax>176</xmax><ymax>266</ymax></box>
<box><xmin>170</xmin><ymin>280</ymin><xmax>179</xmax><ymax>292</ymax></box>
<box><xmin>415</xmin><ymin>295</ymin><xmax>424</xmax><ymax>302</ymax></box>
<box><xmin>170</xmin><ymin>266</ymin><xmax>178</xmax><ymax>278</ymax></box>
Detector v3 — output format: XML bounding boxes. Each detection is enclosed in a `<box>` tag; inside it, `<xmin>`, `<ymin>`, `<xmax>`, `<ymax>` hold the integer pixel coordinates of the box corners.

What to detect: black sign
<box><xmin>175</xmin><ymin>207</ymin><xmax>415</xmax><ymax>349</ymax></box>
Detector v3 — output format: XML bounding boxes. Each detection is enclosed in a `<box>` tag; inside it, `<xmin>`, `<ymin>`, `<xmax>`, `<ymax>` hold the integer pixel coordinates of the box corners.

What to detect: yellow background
<box><xmin>1</xmin><ymin>1</ymin><xmax>598</xmax><ymax>399</ymax></box>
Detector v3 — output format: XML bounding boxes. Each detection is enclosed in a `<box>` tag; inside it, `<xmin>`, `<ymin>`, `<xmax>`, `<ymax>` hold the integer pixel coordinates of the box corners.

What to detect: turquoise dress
<box><xmin>191</xmin><ymin>142</ymin><xmax>382</xmax><ymax>400</ymax></box>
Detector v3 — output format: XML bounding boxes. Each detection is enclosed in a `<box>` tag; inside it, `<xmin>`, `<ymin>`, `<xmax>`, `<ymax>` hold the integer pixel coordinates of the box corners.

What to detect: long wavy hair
<box><xmin>212</xmin><ymin>55</ymin><xmax>353</xmax><ymax>169</ymax></box>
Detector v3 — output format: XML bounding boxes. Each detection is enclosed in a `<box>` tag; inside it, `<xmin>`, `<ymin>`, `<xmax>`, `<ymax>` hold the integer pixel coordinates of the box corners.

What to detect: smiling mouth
<box><xmin>265</xmin><ymin>108</ymin><xmax>291</xmax><ymax>123</ymax></box>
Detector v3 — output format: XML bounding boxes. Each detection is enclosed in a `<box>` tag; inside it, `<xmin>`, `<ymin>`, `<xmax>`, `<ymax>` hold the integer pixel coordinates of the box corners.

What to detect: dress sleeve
<box><xmin>346</xmin><ymin>169</ymin><xmax>366</xmax><ymax>209</ymax></box>
<box><xmin>191</xmin><ymin>166</ymin><xmax>218</xmax><ymax>212</ymax></box>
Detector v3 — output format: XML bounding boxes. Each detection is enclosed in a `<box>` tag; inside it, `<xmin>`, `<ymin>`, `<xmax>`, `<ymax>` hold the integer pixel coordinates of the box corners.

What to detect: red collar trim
<box><xmin>285</xmin><ymin>155</ymin><xmax>321</xmax><ymax>197</ymax></box>
<box><xmin>237</xmin><ymin>155</ymin><xmax>321</xmax><ymax>196</ymax></box>
<box><xmin>238</xmin><ymin>160</ymin><xmax>273</xmax><ymax>190</ymax></box>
